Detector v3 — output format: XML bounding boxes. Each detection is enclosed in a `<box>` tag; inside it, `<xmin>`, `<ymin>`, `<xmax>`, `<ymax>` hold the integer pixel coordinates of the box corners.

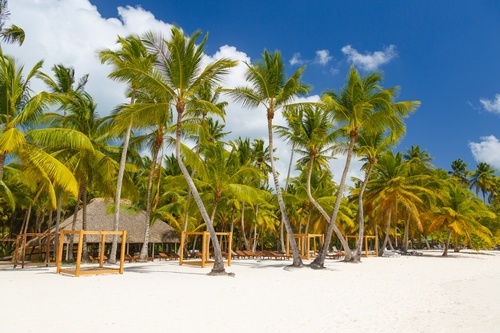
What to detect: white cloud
<box><xmin>289</xmin><ymin>52</ymin><xmax>304</xmax><ymax>66</ymax></box>
<box><xmin>341</xmin><ymin>44</ymin><xmax>397</xmax><ymax>71</ymax></box>
<box><xmin>480</xmin><ymin>94</ymin><xmax>500</xmax><ymax>114</ymax></box>
<box><xmin>469</xmin><ymin>135</ymin><xmax>500</xmax><ymax>169</ymax></box>
<box><xmin>314</xmin><ymin>49</ymin><xmax>332</xmax><ymax>65</ymax></box>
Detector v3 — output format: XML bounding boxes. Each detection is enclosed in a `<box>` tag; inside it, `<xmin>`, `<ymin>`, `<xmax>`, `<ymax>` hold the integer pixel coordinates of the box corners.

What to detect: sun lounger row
<box><xmin>230</xmin><ymin>250</ymin><xmax>291</xmax><ymax>260</ymax></box>
<box><xmin>158</xmin><ymin>252</ymin><xmax>180</xmax><ymax>260</ymax></box>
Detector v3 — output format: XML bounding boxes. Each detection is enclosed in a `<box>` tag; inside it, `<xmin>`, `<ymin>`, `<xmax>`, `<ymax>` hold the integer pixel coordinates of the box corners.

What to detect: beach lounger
<box><xmin>158</xmin><ymin>252</ymin><xmax>170</xmax><ymax>261</ymax></box>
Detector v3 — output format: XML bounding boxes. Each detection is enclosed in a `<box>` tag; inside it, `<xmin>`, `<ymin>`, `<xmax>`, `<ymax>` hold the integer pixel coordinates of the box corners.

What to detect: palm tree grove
<box><xmin>1</xmin><ymin>1</ymin><xmax>499</xmax><ymax>276</ymax></box>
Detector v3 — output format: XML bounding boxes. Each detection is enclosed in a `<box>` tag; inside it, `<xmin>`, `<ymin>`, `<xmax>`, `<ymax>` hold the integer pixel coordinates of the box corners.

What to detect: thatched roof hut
<box><xmin>56</xmin><ymin>198</ymin><xmax>179</xmax><ymax>244</ymax></box>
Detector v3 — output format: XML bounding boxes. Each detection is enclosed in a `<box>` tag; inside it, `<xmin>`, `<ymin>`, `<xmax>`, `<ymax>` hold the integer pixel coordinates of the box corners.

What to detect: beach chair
<box><xmin>167</xmin><ymin>252</ymin><xmax>180</xmax><ymax>260</ymax></box>
<box><xmin>158</xmin><ymin>252</ymin><xmax>170</xmax><ymax>261</ymax></box>
<box><xmin>235</xmin><ymin>250</ymin><xmax>248</xmax><ymax>259</ymax></box>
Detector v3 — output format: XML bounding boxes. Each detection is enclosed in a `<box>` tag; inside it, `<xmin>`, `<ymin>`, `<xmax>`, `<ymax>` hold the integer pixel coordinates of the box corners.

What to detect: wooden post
<box><xmin>179</xmin><ymin>231</ymin><xmax>185</xmax><ymax>266</ymax></box>
<box><xmin>75</xmin><ymin>230</ymin><xmax>83</xmax><ymax>277</ymax></box>
<box><xmin>56</xmin><ymin>232</ymin><xmax>65</xmax><ymax>274</ymax></box>
<box><xmin>119</xmin><ymin>231</ymin><xmax>126</xmax><ymax>274</ymax></box>
<box><xmin>227</xmin><ymin>232</ymin><xmax>232</xmax><ymax>266</ymax></box>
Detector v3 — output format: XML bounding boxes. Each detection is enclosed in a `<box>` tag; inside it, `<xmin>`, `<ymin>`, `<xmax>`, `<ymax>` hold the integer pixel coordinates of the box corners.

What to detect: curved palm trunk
<box><xmin>175</xmin><ymin>105</ymin><xmax>226</xmax><ymax>275</ymax></box>
<box><xmin>110</xmin><ymin>122</ymin><xmax>132</xmax><ymax>264</ymax></box>
<box><xmin>267</xmin><ymin>114</ymin><xmax>302</xmax><ymax>267</ymax></box>
<box><xmin>310</xmin><ymin>137</ymin><xmax>355</xmax><ymax>269</ymax></box>
<box><xmin>442</xmin><ymin>229</ymin><xmax>452</xmax><ymax>256</ymax></box>
<box><xmin>352</xmin><ymin>162</ymin><xmax>375</xmax><ymax>262</ymax></box>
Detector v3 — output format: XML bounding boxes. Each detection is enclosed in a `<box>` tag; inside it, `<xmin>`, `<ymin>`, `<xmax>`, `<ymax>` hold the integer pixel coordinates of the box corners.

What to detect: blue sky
<box><xmin>4</xmin><ymin>0</ymin><xmax>500</xmax><ymax>179</ymax></box>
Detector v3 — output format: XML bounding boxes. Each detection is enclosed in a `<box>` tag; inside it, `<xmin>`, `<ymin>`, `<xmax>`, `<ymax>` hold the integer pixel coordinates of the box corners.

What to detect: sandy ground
<box><xmin>1</xmin><ymin>250</ymin><xmax>499</xmax><ymax>333</ymax></box>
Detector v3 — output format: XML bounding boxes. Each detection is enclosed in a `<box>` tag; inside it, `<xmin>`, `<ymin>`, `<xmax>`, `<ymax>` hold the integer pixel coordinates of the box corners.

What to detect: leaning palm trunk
<box><xmin>442</xmin><ymin>229</ymin><xmax>453</xmax><ymax>256</ymax></box>
<box><xmin>267</xmin><ymin>117</ymin><xmax>302</xmax><ymax>266</ymax></box>
<box><xmin>175</xmin><ymin>107</ymin><xmax>226</xmax><ymax>275</ymax></box>
<box><xmin>352</xmin><ymin>162</ymin><xmax>374</xmax><ymax>262</ymax></box>
<box><xmin>109</xmin><ymin>121</ymin><xmax>132</xmax><ymax>264</ymax></box>
<box><xmin>310</xmin><ymin>137</ymin><xmax>355</xmax><ymax>269</ymax></box>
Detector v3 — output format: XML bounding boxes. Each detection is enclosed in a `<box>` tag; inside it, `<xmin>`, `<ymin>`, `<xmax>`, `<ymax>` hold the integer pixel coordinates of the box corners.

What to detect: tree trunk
<box><xmin>140</xmin><ymin>144</ymin><xmax>160</xmax><ymax>261</ymax></box>
<box><xmin>68</xmin><ymin>186</ymin><xmax>82</xmax><ymax>262</ymax></box>
<box><xmin>352</xmin><ymin>162</ymin><xmax>374</xmax><ymax>262</ymax></box>
<box><xmin>0</xmin><ymin>152</ymin><xmax>7</xmax><ymax>181</ymax></box>
<box><xmin>403</xmin><ymin>216</ymin><xmax>410</xmax><ymax>251</ymax></box>
<box><xmin>379</xmin><ymin>207</ymin><xmax>392</xmax><ymax>255</ymax></box>
<box><xmin>442</xmin><ymin>229</ymin><xmax>452</xmax><ymax>256</ymax></box>
<box><xmin>266</xmin><ymin>113</ymin><xmax>302</xmax><ymax>267</ymax></box>
<box><xmin>310</xmin><ymin>136</ymin><xmax>356</xmax><ymax>269</ymax></box>
<box><xmin>80</xmin><ymin>182</ymin><xmax>89</xmax><ymax>262</ymax></box>
<box><xmin>240</xmin><ymin>202</ymin><xmax>250</xmax><ymax>250</ymax></box>
<box><xmin>110</xmin><ymin>121</ymin><xmax>132</xmax><ymax>264</ymax></box>
<box><xmin>54</xmin><ymin>193</ymin><xmax>63</xmax><ymax>257</ymax></box>
<box><xmin>175</xmin><ymin>104</ymin><xmax>227</xmax><ymax>275</ymax></box>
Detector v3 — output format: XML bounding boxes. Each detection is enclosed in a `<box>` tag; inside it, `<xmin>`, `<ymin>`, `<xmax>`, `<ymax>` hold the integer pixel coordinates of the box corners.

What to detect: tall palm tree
<box><xmin>37</xmin><ymin>63</ymin><xmax>89</xmax><ymax>251</ymax></box>
<box><xmin>471</xmin><ymin>162</ymin><xmax>497</xmax><ymax>203</ymax></box>
<box><xmin>287</xmin><ymin>105</ymin><xmax>339</xmax><ymax>238</ymax></box>
<box><xmin>350</xmin><ymin>130</ymin><xmax>394</xmax><ymax>261</ymax></box>
<box><xmin>227</xmin><ymin>50</ymin><xmax>311</xmax><ymax>267</ymax></box>
<box><xmin>98</xmin><ymin>34</ymin><xmax>156</xmax><ymax>263</ymax></box>
<box><xmin>449</xmin><ymin>158</ymin><xmax>472</xmax><ymax>187</ymax></box>
<box><xmin>275</xmin><ymin>107</ymin><xmax>305</xmax><ymax>251</ymax></box>
<box><xmin>127</xmin><ymin>27</ymin><xmax>236</xmax><ymax>275</ymax></box>
<box><xmin>311</xmin><ymin>67</ymin><xmax>420</xmax><ymax>268</ymax></box>
<box><xmin>0</xmin><ymin>0</ymin><xmax>24</xmax><ymax>45</ymax></box>
<box><xmin>55</xmin><ymin>92</ymin><xmax>118</xmax><ymax>261</ymax></box>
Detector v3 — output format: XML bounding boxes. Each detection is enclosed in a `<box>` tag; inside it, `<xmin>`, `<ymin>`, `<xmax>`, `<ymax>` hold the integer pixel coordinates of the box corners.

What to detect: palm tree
<box><xmin>37</xmin><ymin>63</ymin><xmax>89</xmax><ymax>252</ymax></box>
<box><xmin>127</xmin><ymin>27</ymin><xmax>236</xmax><ymax>275</ymax></box>
<box><xmin>227</xmin><ymin>50</ymin><xmax>311</xmax><ymax>267</ymax></box>
<box><xmin>310</xmin><ymin>67</ymin><xmax>420</xmax><ymax>268</ymax></box>
<box><xmin>403</xmin><ymin>145</ymin><xmax>433</xmax><ymax>165</ymax></box>
<box><xmin>0</xmin><ymin>50</ymin><xmax>78</xmax><ymax>210</ymax></box>
<box><xmin>52</xmin><ymin>92</ymin><xmax>118</xmax><ymax>261</ymax></box>
<box><xmin>98</xmin><ymin>34</ymin><xmax>155</xmax><ymax>263</ymax></box>
<box><xmin>363</xmin><ymin>151</ymin><xmax>432</xmax><ymax>254</ymax></box>
<box><xmin>286</xmin><ymin>105</ymin><xmax>339</xmax><ymax>238</ymax></box>
<box><xmin>427</xmin><ymin>181</ymin><xmax>494</xmax><ymax>256</ymax></box>
<box><xmin>0</xmin><ymin>0</ymin><xmax>24</xmax><ymax>45</ymax></box>
<box><xmin>471</xmin><ymin>162</ymin><xmax>497</xmax><ymax>203</ymax></box>
<box><xmin>350</xmin><ymin>130</ymin><xmax>394</xmax><ymax>261</ymax></box>
<box><xmin>449</xmin><ymin>158</ymin><xmax>472</xmax><ymax>187</ymax></box>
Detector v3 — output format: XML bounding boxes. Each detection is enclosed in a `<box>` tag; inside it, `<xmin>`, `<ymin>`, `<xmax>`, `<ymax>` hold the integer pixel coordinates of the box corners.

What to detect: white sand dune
<box><xmin>1</xmin><ymin>250</ymin><xmax>498</xmax><ymax>333</ymax></box>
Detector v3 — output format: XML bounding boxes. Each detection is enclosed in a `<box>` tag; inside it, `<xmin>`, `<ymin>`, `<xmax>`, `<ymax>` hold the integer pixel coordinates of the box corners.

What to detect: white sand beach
<box><xmin>1</xmin><ymin>250</ymin><xmax>499</xmax><ymax>333</ymax></box>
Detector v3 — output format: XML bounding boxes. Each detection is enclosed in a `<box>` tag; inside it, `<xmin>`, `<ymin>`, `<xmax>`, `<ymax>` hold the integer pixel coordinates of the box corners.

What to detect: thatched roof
<box><xmin>55</xmin><ymin>198</ymin><xmax>179</xmax><ymax>244</ymax></box>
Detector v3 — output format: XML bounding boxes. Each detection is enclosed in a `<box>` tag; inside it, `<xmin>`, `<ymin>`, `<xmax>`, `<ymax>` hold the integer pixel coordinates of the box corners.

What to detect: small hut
<box><xmin>55</xmin><ymin>198</ymin><xmax>179</xmax><ymax>258</ymax></box>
